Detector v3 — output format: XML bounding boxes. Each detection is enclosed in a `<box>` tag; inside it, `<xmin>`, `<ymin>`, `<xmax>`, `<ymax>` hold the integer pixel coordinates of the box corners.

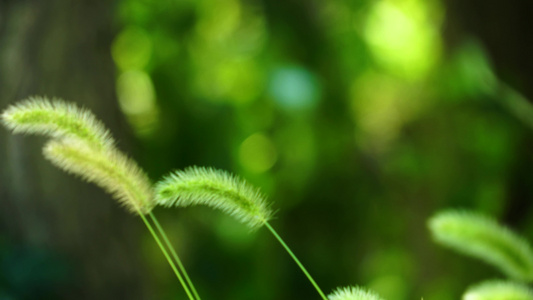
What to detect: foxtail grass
<box><xmin>327</xmin><ymin>286</ymin><xmax>385</xmax><ymax>300</ymax></box>
<box><xmin>43</xmin><ymin>138</ymin><xmax>153</xmax><ymax>214</ymax></box>
<box><xmin>2</xmin><ymin>97</ymin><xmax>114</xmax><ymax>150</ymax></box>
<box><xmin>2</xmin><ymin>97</ymin><xmax>200</xmax><ymax>300</ymax></box>
<box><xmin>155</xmin><ymin>166</ymin><xmax>328</xmax><ymax>300</ymax></box>
<box><xmin>462</xmin><ymin>280</ymin><xmax>533</xmax><ymax>300</ymax></box>
<box><xmin>429</xmin><ymin>210</ymin><xmax>533</xmax><ymax>282</ymax></box>
<box><xmin>155</xmin><ymin>167</ymin><xmax>272</xmax><ymax>229</ymax></box>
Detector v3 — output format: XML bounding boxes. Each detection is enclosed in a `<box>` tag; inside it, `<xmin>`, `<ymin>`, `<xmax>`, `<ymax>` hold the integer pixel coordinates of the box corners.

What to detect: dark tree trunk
<box><xmin>0</xmin><ymin>1</ymin><xmax>151</xmax><ymax>299</ymax></box>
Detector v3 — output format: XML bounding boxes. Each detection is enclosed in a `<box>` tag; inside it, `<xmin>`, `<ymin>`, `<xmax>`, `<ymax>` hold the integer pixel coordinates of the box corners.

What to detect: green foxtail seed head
<box><xmin>328</xmin><ymin>286</ymin><xmax>385</xmax><ymax>300</ymax></box>
<box><xmin>462</xmin><ymin>280</ymin><xmax>533</xmax><ymax>300</ymax></box>
<box><xmin>1</xmin><ymin>97</ymin><xmax>114</xmax><ymax>150</ymax></box>
<box><xmin>429</xmin><ymin>210</ymin><xmax>533</xmax><ymax>281</ymax></box>
<box><xmin>43</xmin><ymin>138</ymin><xmax>153</xmax><ymax>214</ymax></box>
<box><xmin>155</xmin><ymin>166</ymin><xmax>272</xmax><ymax>229</ymax></box>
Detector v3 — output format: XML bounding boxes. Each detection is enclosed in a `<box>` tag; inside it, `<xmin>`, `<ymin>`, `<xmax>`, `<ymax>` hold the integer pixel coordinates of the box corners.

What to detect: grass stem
<box><xmin>265</xmin><ymin>221</ymin><xmax>328</xmax><ymax>300</ymax></box>
<box><xmin>150</xmin><ymin>212</ymin><xmax>201</xmax><ymax>300</ymax></box>
<box><xmin>139</xmin><ymin>213</ymin><xmax>195</xmax><ymax>300</ymax></box>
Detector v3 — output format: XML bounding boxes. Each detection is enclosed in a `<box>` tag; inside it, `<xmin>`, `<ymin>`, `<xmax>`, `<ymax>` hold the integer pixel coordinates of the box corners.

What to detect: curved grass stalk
<box><xmin>155</xmin><ymin>166</ymin><xmax>327</xmax><ymax>300</ymax></box>
<box><xmin>462</xmin><ymin>280</ymin><xmax>533</xmax><ymax>300</ymax></box>
<box><xmin>43</xmin><ymin>138</ymin><xmax>154</xmax><ymax>214</ymax></box>
<box><xmin>265</xmin><ymin>222</ymin><xmax>327</xmax><ymax>300</ymax></box>
<box><xmin>2</xmin><ymin>97</ymin><xmax>114</xmax><ymax>150</ymax></box>
<box><xmin>43</xmin><ymin>140</ymin><xmax>198</xmax><ymax>299</ymax></box>
<box><xmin>139</xmin><ymin>213</ymin><xmax>195</xmax><ymax>300</ymax></box>
<box><xmin>149</xmin><ymin>212</ymin><xmax>201</xmax><ymax>300</ymax></box>
<box><xmin>428</xmin><ymin>210</ymin><xmax>533</xmax><ymax>281</ymax></box>
<box><xmin>42</xmin><ymin>139</ymin><xmax>199</xmax><ymax>299</ymax></box>
<box><xmin>2</xmin><ymin>97</ymin><xmax>199</xmax><ymax>299</ymax></box>
<box><xmin>327</xmin><ymin>286</ymin><xmax>385</xmax><ymax>300</ymax></box>
<box><xmin>155</xmin><ymin>166</ymin><xmax>272</xmax><ymax>229</ymax></box>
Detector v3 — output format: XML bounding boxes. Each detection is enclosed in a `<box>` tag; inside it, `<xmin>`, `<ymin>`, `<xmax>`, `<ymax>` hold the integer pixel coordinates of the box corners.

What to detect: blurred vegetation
<box><xmin>2</xmin><ymin>0</ymin><xmax>533</xmax><ymax>299</ymax></box>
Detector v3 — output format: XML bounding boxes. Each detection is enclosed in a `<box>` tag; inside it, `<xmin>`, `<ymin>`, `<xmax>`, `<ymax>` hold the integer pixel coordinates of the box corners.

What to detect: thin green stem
<box><xmin>150</xmin><ymin>212</ymin><xmax>201</xmax><ymax>300</ymax></box>
<box><xmin>264</xmin><ymin>221</ymin><xmax>328</xmax><ymax>300</ymax></box>
<box><xmin>139</xmin><ymin>213</ymin><xmax>195</xmax><ymax>300</ymax></box>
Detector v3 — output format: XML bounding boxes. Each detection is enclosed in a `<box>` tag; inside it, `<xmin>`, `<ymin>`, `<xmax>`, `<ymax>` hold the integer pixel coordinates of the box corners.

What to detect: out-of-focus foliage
<box><xmin>96</xmin><ymin>0</ymin><xmax>533</xmax><ymax>298</ymax></box>
<box><xmin>462</xmin><ymin>280</ymin><xmax>533</xmax><ymax>300</ymax></box>
<box><xmin>429</xmin><ymin>210</ymin><xmax>533</xmax><ymax>282</ymax></box>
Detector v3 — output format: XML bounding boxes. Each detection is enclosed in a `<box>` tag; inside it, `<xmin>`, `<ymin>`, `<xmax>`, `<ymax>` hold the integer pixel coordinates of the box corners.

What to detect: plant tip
<box><xmin>155</xmin><ymin>166</ymin><xmax>273</xmax><ymax>229</ymax></box>
<box><xmin>328</xmin><ymin>286</ymin><xmax>385</xmax><ymax>300</ymax></box>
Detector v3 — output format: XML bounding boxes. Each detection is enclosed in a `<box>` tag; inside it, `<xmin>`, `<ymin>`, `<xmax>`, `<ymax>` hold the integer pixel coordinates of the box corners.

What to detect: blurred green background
<box><xmin>2</xmin><ymin>0</ymin><xmax>533</xmax><ymax>299</ymax></box>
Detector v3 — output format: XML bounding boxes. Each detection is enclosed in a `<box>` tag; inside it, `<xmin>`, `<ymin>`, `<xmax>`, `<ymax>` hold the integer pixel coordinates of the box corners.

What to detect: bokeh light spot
<box><xmin>368</xmin><ymin>275</ymin><xmax>409</xmax><ymax>300</ymax></box>
<box><xmin>196</xmin><ymin>0</ymin><xmax>241</xmax><ymax>41</ymax></box>
<box><xmin>364</xmin><ymin>0</ymin><xmax>442</xmax><ymax>80</ymax></box>
<box><xmin>350</xmin><ymin>73</ymin><xmax>404</xmax><ymax>150</ymax></box>
<box><xmin>112</xmin><ymin>27</ymin><xmax>152</xmax><ymax>71</ymax></box>
<box><xmin>117</xmin><ymin>71</ymin><xmax>156</xmax><ymax>115</ymax></box>
<box><xmin>239</xmin><ymin>133</ymin><xmax>277</xmax><ymax>173</ymax></box>
<box><xmin>350</xmin><ymin>71</ymin><xmax>430</xmax><ymax>152</ymax></box>
<box><xmin>269</xmin><ymin>67</ymin><xmax>321</xmax><ymax>111</ymax></box>
<box><xmin>116</xmin><ymin>70</ymin><xmax>159</xmax><ymax>135</ymax></box>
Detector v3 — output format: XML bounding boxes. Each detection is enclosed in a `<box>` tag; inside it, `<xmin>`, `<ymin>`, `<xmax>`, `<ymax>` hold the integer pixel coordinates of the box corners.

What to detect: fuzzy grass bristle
<box><xmin>328</xmin><ymin>286</ymin><xmax>384</xmax><ymax>300</ymax></box>
<box><xmin>463</xmin><ymin>280</ymin><xmax>533</xmax><ymax>300</ymax></box>
<box><xmin>1</xmin><ymin>97</ymin><xmax>114</xmax><ymax>150</ymax></box>
<box><xmin>155</xmin><ymin>166</ymin><xmax>273</xmax><ymax>229</ymax></box>
<box><xmin>43</xmin><ymin>138</ymin><xmax>153</xmax><ymax>214</ymax></box>
<box><xmin>429</xmin><ymin>210</ymin><xmax>533</xmax><ymax>281</ymax></box>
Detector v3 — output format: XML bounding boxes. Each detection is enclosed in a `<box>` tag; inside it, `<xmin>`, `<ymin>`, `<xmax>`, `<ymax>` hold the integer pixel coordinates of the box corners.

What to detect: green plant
<box><xmin>462</xmin><ymin>280</ymin><xmax>533</xmax><ymax>300</ymax></box>
<box><xmin>12</xmin><ymin>98</ymin><xmax>533</xmax><ymax>300</ymax></box>
<box><xmin>155</xmin><ymin>166</ymin><xmax>326</xmax><ymax>299</ymax></box>
<box><xmin>1</xmin><ymin>98</ymin><xmax>200</xmax><ymax>300</ymax></box>
<box><xmin>429</xmin><ymin>209</ymin><xmax>533</xmax><ymax>299</ymax></box>
<box><xmin>2</xmin><ymin>97</ymin><xmax>384</xmax><ymax>300</ymax></box>
<box><xmin>429</xmin><ymin>210</ymin><xmax>533</xmax><ymax>281</ymax></box>
<box><xmin>326</xmin><ymin>286</ymin><xmax>385</xmax><ymax>300</ymax></box>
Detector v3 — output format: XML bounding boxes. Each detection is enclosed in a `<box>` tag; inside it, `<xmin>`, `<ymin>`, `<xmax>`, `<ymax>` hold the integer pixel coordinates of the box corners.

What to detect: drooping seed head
<box><xmin>1</xmin><ymin>97</ymin><xmax>114</xmax><ymax>150</ymax></box>
<box><xmin>328</xmin><ymin>286</ymin><xmax>385</xmax><ymax>300</ymax></box>
<box><xmin>429</xmin><ymin>210</ymin><xmax>533</xmax><ymax>281</ymax></box>
<box><xmin>155</xmin><ymin>166</ymin><xmax>273</xmax><ymax>229</ymax></box>
<box><xmin>43</xmin><ymin>138</ymin><xmax>153</xmax><ymax>214</ymax></box>
<box><xmin>463</xmin><ymin>280</ymin><xmax>533</xmax><ymax>300</ymax></box>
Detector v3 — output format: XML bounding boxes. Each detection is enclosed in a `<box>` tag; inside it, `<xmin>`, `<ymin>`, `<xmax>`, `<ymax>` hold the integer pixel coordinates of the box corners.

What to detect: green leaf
<box><xmin>429</xmin><ymin>210</ymin><xmax>533</xmax><ymax>281</ymax></box>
